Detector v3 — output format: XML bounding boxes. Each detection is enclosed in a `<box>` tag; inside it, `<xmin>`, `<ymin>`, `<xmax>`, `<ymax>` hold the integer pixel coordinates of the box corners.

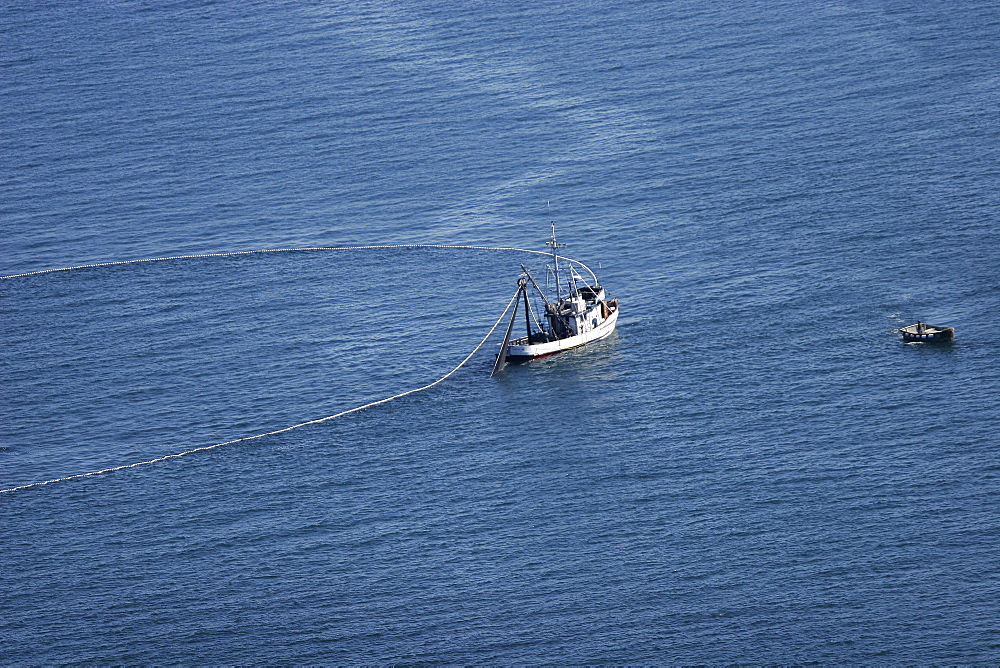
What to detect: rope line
<box><xmin>1</xmin><ymin>243</ymin><xmax>603</xmax><ymax>493</ymax></box>
<box><xmin>0</xmin><ymin>288</ymin><xmax>522</xmax><ymax>494</ymax></box>
<box><xmin>0</xmin><ymin>243</ymin><xmax>598</xmax><ymax>284</ymax></box>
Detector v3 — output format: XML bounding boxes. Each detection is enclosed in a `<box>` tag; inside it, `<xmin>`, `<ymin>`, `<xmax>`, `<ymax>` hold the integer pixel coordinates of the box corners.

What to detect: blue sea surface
<box><xmin>3</xmin><ymin>0</ymin><xmax>999</xmax><ymax>663</ymax></box>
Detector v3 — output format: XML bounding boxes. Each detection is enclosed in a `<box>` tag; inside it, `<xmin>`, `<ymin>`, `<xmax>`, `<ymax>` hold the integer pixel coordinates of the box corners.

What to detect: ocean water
<box><xmin>3</xmin><ymin>0</ymin><xmax>999</xmax><ymax>663</ymax></box>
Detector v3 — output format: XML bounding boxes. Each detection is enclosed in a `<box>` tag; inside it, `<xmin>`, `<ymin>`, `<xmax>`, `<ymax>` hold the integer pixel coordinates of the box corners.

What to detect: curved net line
<box><xmin>0</xmin><ymin>243</ymin><xmax>599</xmax><ymax>284</ymax></box>
<box><xmin>1</xmin><ymin>243</ymin><xmax>606</xmax><ymax>493</ymax></box>
<box><xmin>0</xmin><ymin>287</ymin><xmax>522</xmax><ymax>494</ymax></box>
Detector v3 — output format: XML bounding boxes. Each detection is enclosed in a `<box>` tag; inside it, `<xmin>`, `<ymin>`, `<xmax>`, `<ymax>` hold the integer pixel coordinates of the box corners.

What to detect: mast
<box><xmin>522</xmin><ymin>279</ymin><xmax>532</xmax><ymax>339</ymax></box>
<box><xmin>491</xmin><ymin>281</ymin><xmax>523</xmax><ymax>377</ymax></box>
<box><xmin>546</xmin><ymin>222</ymin><xmax>566</xmax><ymax>301</ymax></box>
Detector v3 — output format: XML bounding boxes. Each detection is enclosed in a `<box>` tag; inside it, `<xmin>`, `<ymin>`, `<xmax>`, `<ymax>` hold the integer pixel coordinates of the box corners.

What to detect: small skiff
<box><xmin>900</xmin><ymin>321</ymin><xmax>954</xmax><ymax>343</ymax></box>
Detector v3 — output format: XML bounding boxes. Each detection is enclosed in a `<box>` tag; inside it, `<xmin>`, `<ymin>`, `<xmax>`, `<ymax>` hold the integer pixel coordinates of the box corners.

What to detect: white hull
<box><xmin>507</xmin><ymin>307</ymin><xmax>618</xmax><ymax>360</ymax></box>
<box><xmin>504</xmin><ymin>296</ymin><xmax>619</xmax><ymax>361</ymax></box>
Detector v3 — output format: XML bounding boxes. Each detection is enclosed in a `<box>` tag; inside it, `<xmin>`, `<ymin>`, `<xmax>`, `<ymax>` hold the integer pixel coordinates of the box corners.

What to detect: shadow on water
<box><xmin>901</xmin><ymin>339</ymin><xmax>956</xmax><ymax>350</ymax></box>
<box><xmin>493</xmin><ymin>329</ymin><xmax>624</xmax><ymax>386</ymax></box>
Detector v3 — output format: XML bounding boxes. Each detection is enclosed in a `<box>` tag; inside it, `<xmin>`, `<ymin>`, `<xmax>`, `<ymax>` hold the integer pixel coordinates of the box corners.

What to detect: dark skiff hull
<box><xmin>901</xmin><ymin>323</ymin><xmax>954</xmax><ymax>342</ymax></box>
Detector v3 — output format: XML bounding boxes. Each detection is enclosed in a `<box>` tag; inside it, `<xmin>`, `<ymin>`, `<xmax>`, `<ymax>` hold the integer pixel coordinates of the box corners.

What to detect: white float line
<box><xmin>0</xmin><ymin>244</ymin><xmax>598</xmax><ymax>284</ymax></box>
<box><xmin>0</xmin><ymin>243</ymin><xmax>602</xmax><ymax>493</ymax></box>
<box><xmin>0</xmin><ymin>288</ymin><xmax>521</xmax><ymax>494</ymax></box>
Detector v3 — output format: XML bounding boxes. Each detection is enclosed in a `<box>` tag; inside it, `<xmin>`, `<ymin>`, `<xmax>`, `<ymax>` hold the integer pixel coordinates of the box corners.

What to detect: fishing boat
<box><xmin>492</xmin><ymin>225</ymin><xmax>619</xmax><ymax>375</ymax></box>
<box><xmin>900</xmin><ymin>321</ymin><xmax>955</xmax><ymax>343</ymax></box>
